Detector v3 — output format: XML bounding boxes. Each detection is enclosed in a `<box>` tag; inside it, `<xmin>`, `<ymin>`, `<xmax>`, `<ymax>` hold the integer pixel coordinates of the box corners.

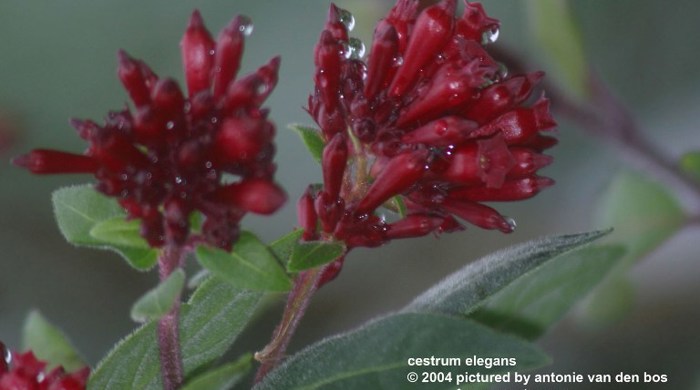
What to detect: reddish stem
<box><xmin>254</xmin><ymin>266</ymin><xmax>324</xmax><ymax>383</ymax></box>
<box><xmin>157</xmin><ymin>245</ymin><xmax>185</xmax><ymax>390</ymax></box>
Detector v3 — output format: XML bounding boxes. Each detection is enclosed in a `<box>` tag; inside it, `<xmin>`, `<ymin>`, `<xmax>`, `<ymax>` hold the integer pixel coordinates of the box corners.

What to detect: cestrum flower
<box><xmin>0</xmin><ymin>342</ymin><xmax>89</xmax><ymax>390</ymax></box>
<box><xmin>14</xmin><ymin>11</ymin><xmax>285</xmax><ymax>250</ymax></box>
<box><xmin>304</xmin><ymin>0</ymin><xmax>556</xmax><ymax>250</ymax></box>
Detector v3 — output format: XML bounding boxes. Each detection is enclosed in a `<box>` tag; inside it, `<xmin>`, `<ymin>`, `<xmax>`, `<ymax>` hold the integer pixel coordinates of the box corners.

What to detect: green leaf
<box><xmin>470</xmin><ymin>244</ymin><xmax>625</xmax><ymax>340</ymax></box>
<box><xmin>680</xmin><ymin>151</ymin><xmax>700</xmax><ymax>182</ymax></box>
<box><xmin>289</xmin><ymin>124</ymin><xmax>325</xmax><ymax>163</ymax></box>
<box><xmin>196</xmin><ymin>231</ymin><xmax>292</xmax><ymax>292</ymax></box>
<box><xmin>526</xmin><ymin>0</ymin><xmax>588</xmax><ymax>98</ymax></box>
<box><xmin>597</xmin><ymin>171</ymin><xmax>685</xmax><ymax>265</ymax></box>
<box><xmin>582</xmin><ymin>275</ymin><xmax>635</xmax><ymax>325</ymax></box>
<box><xmin>269</xmin><ymin>229</ymin><xmax>303</xmax><ymax>263</ymax></box>
<box><xmin>22</xmin><ymin>310</ymin><xmax>86</xmax><ymax>372</ymax></box>
<box><xmin>52</xmin><ymin>185</ymin><xmax>158</xmax><ymax>270</ymax></box>
<box><xmin>90</xmin><ymin>217</ymin><xmax>149</xmax><ymax>249</ymax></box>
<box><xmin>130</xmin><ymin>269</ymin><xmax>186</xmax><ymax>323</ymax></box>
<box><xmin>88</xmin><ymin>277</ymin><xmax>262</xmax><ymax>390</ymax></box>
<box><xmin>181</xmin><ymin>354</ymin><xmax>252</xmax><ymax>390</ymax></box>
<box><xmin>404</xmin><ymin>230</ymin><xmax>610</xmax><ymax>316</ymax></box>
<box><xmin>254</xmin><ymin>313</ymin><xmax>548</xmax><ymax>390</ymax></box>
<box><xmin>288</xmin><ymin>241</ymin><xmax>345</xmax><ymax>272</ymax></box>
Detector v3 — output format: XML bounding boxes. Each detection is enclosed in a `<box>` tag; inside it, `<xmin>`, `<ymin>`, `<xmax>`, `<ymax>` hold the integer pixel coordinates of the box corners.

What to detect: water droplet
<box><xmin>343</xmin><ymin>37</ymin><xmax>366</xmax><ymax>59</ymax></box>
<box><xmin>210</xmin><ymin>116</ymin><xmax>218</xmax><ymax>124</ymax></box>
<box><xmin>238</xmin><ymin>16</ymin><xmax>254</xmax><ymax>36</ymax></box>
<box><xmin>257</xmin><ymin>83</ymin><xmax>268</xmax><ymax>95</ymax></box>
<box><xmin>504</xmin><ymin>216</ymin><xmax>517</xmax><ymax>231</ymax></box>
<box><xmin>166</xmin><ymin>121</ymin><xmax>175</xmax><ymax>130</ymax></box>
<box><xmin>175</xmin><ymin>176</ymin><xmax>184</xmax><ymax>184</ymax></box>
<box><xmin>497</xmin><ymin>62</ymin><xmax>508</xmax><ymax>80</ymax></box>
<box><xmin>337</xmin><ymin>7</ymin><xmax>355</xmax><ymax>31</ymax></box>
<box><xmin>393</xmin><ymin>56</ymin><xmax>404</xmax><ymax>66</ymax></box>
<box><xmin>481</xmin><ymin>27</ymin><xmax>499</xmax><ymax>45</ymax></box>
<box><xmin>208</xmin><ymin>49</ymin><xmax>215</xmax><ymax>56</ymax></box>
<box><xmin>3</xmin><ymin>347</ymin><xmax>12</xmax><ymax>365</ymax></box>
<box><xmin>205</xmin><ymin>161</ymin><xmax>213</xmax><ymax>169</ymax></box>
<box><xmin>36</xmin><ymin>372</ymin><xmax>45</xmax><ymax>383</ymax></box>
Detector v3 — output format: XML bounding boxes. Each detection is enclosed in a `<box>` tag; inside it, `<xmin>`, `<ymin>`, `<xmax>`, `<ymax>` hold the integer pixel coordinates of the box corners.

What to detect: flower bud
<box><xmin>449</xmin><ymin>176</ymin><xmax>554</xmax><ymax>202</ymax></box>
<box><xmin>181</xmin><ymin>10</ymin><xmax>215</xmax><ymax>96</ymax></box>
<box><xmin>364</xmin><ymin>22</ymin><xmax>398</xmax><ymax>99</ymax></box>
<box><xmin>212</xmin><ymin>15</ymin><xmax>247</xmax><ymax>98</ymax></box>
<box><xmin>322</xmin><ymin>133</ymin><xmax>348</xmax><ymax>201</ymax></box>
<box><xmin>298</xmin><ymin>186</ymin><xmax>318</xmax><ymax>240</ymax></box>
<box><xmin>386</xmin><ymin>213</ymin><xmax>445</xmax><ymax>239</ymax></box>
<box><xmin>117</xmin><ymin>50</ymin><xmax>151</xmax><ymax>107</ymax></box>
<box><xmin>356</xmin><ymin>149</ymin><xmax>428</xmax><ymax>215</ymax></box>
<box><xmin>215</xmin><ymin>179</ymin><xmax>286</xmax><ymax>215</ymax></box>
<box><xmin>441</xmin><ymin>198</ymin><xmax>515</xmax><ymax>233</ymax></box>
<box><xmin>12</xmin><ymin>150</ymin><xmax>99</xmax><ymax>174</ymax></box>
<box><xmin>402</xmin><ymin>115</ymin><xmax>478</xmax><ymax>146</ymax></box>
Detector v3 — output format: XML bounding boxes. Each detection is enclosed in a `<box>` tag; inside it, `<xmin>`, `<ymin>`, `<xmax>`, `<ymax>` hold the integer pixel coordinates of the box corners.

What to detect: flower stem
<box><xmin>254</xmin><ymin>265</ymin><xmax>324</xmax><ymax>383</ymax></box>
<box><xmin>157</xmin><ymin>245</ymin><xmax>185</xmax><ymax>390</ymax></box>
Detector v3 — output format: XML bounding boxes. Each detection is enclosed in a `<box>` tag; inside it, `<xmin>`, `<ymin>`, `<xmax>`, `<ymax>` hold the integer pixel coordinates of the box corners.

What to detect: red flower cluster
<box><xmin>14</xmin><ymin>11</ymin><xmax>285</xmax><ymax>250</ymax></box>
<box><xmin>0</xmin><ymin>343</ymin><xmax>89</xmax><ymax>390</ymax></box>
<box><xmin>303</xmin><ymin>0</ymin><xmax>556</xmax><ymax>248</ymax></box>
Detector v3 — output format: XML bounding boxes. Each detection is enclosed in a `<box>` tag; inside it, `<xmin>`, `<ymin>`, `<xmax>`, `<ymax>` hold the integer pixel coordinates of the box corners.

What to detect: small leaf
<box><xmin>88</xmin><ymin>277</ymin><xmax>262</xmax><ymax>390</ymax></box>
<box><xmin>289</xmin><ymin>124</ymin><xmax>325</xmax><ymax>163</ymax></box>
<box><xmin>597</xmin><ymin>171</ymin><xmax>685</xmax><ymax>265</ymax></box>
<box><xmin>404</xmin><ymin>230</ymin><xmax>610</xmax><ymax>316</ymax></box>
<box><xmin>526</xmin><ymin>0</ymin><xmax>588</xmax><ymax>98</ymax></box>
<box><xmin>582</xmin><ymin>275</ymin><xmax>635</xmax><ymax>325</ymax></box>
<box><xmin>90</xmin><ymin>217</ymin><xmax>149</xmax><ymax>249</ymax></box>
<box><xmin>130</xmin><ymin>269</ymin><xmax>186</xmax><ymax>323</ymax></box>
<box><xmin>22</xmin><ymin>310</ymin><xmax>86</xmax><ymax>372</ymax></box>
<box><xmin>181</xmin><ymin>354</ymin><xmax>252</xmax><ymax>390</ymax></box>
<box><xmin>269</xmin><ymin>229</ymin><xmax>303</xmax><ymax>263</ymax></box>
<box><xmin>288</xmin><ymin>241</ymin><xmax>345</xmax><ymax>272</ymax></box>
<box><xmin>254</xmin><ymin>313</ymin><xmax>548</xmax><ymax>390</ymax></box>
<box><xmin>196</xmin><ymin>231</ymin><xmax>292</xmax><ymax>292</ymax></box>
<box><xmin>52</xmin><ymin>185</ymin><xmax>158</xmax><ymax>270</ymax></box>
<box><xmin>470</xmin><ymin>244</ymin><xmax>625</xmax><ymax>339</ymax></box>
<box><xmin>187</xmin><ymin>268</ymin><xmax>211</xmax><ymax>289</ymax></box>
<box><xmin>680</xmin><ymin>151</ymin><xmax>700</xmax><ymax>182</ymax></box>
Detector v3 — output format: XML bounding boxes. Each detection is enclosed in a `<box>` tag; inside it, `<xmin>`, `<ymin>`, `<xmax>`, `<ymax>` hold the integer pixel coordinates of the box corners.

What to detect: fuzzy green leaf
<box><xmin>254</xmin><ymin>313</ymin><xmax>548</xmax><ymax>390</ymax></box>
<box><xmin>88</xmin><ymin>277</ymin><xmax>261</xmax><ymax>390</ymax></box>
<box><xmin>289</xmin><ymin>124</ymin><xmax>324</xmax><ymax>163</ymax></box>
<box><xmin>196</xmin><ymin>231</ymin><xmax>292</xmax><ymax>292</ymax></box>
<box><xmin>470</xmin><ymin>244</ymin><xmax>625</xmax><ymax>339</ymax></box>
<box><xmin>269</xmin><ymin>229</ymin><xmax>303</xmax><ymax>263</ymax></box>
<box><xmin>90</xmin><ymin>217</ymin><xmax>149</xmax><ymax>249</ymax></box>
<box><xmin>287</xmin><ymin>241</ymin><xmax>345</xmax><ymax>272</ymax></box>
<box><xmin>22</xmin><ymin>310</ymin><xmax>86</xmax><ymax>372</ymax></box>
<box><xmin>181</xmin><ymin>354</ymin><xmax>252</xmax><ymax>390</ymax></box>
<box><xmin>527</xmin><ymin>0</ymin><xmax>588</xmax><ymax>98</ymax></box>
<box><xmin>130</xmin><ymin>269</ymin><xmax>185</xmax><ymax>323</ymax></box>
<box><xmin>52</xmin><ymin>185</ymin><xmax>158</xmax><ymax>270</ymax></box>
<box><xmin>404</xmin><ymin>230</ymin><xmax>610</xmax><ymax>316</ymax></box>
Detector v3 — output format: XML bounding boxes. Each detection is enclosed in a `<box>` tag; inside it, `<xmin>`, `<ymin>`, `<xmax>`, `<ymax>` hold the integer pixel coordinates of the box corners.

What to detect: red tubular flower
<box><xmin>13</xmin><ymin>11</ymin><xmax>285</xmax><ymax>250</ymax></box>
<box><xmin>0</xmin><ymin>343</ymin><xmax>89</xmax><ymax>390</ymax></box>
<box><xmin>304</xmin><ymin>0</ymin><xmax>556</xmax><ymax>255</ymax></box>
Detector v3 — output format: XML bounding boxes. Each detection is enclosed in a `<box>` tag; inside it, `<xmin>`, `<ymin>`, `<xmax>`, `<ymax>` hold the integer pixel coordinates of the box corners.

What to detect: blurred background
<box><xmin>1</xmin><ymin>1</ymin><xmax>699</xmax><ymax>388</ymax></box>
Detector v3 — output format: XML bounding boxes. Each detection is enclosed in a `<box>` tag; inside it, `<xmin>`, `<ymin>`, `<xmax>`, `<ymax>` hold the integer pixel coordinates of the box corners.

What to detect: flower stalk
<box><xmin>156</xmin><ymin>245</ymin><xmax>186</xmax><ymax>390</ymax></box>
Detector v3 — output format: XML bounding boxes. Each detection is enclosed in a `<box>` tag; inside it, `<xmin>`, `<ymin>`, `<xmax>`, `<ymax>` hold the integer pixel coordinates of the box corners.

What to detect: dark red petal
<box><xmin>322</xmin><ymin>133</ymin><xmax>348</xmax><ymax>201</ymax></box>
<box><xmin>315</xmin><ymin>190</ymin><xmax>345</xmax><ymax>233</ymax></box>
<box><xmin>439</xmin><ymin>143</ymin><xmax>480</xmax><ymax>184</ymax></box>
<box><xmin>298</xmin><ymin>186</ymin><xmax>318</xmax><ymax>240</ymax></box>
<box><xmin>316</xmin><ymin>256</ymin><xmax>346</xmax><ymax>288</ymax></box>
<box><xmin>356</xmin><ymin>149</ymin><xmax>428</xmax><ymax>215</ymax></box>
<box><xmin>455</xmin><ymin>1</ymin><xmax>499</xmax><ymax>41</ymax></box>
<box><xmin>389</xmin><ymin>0</ymin><xmax>456</xmax><ymax>97</ymax></box>
<box><xmin>461</xmin><ymin>72</ymin><xmax>543</xmax><ymax>124</ymax></box>
<box><xmin>151</xmin><ymin>78</ymin><xmax>185</xmax><ymax>116</ymax></box>
<box><xmin>441</xmin><ymin>198</ymin><xmax>514</xmax><ymax>233</ymax></box>
<box><xmin>325</xmin><ymin>4</ymin><xmax>349</xmax><ymax>41</ymax></box>
<box><xmin>214</xmin><ymin>117</ymin><xmax>269</xmax><ymax>162</ymax></box>
<box><xmin>449</xmin><ymin>176</ymin><xmax>554</xmax><ymax>202</ymax></box>
<box><xmin>508</xmin><ymin>147</ymin><xmax>553</xmax><ymax>177</ymax></box>
<box><xmin>385</xmin><ymin>213</ymin><xmax>445</xmax><ymax>239</ymax></box>
<box><xmin>364</xmin><ymin>21</ymin><xmax>398</xmax><ymax>99</ymax></box>
<box><xmin>385</xmin><ymin>0</ymin><xmax>419</xmax><ymax>53</ymax></box>
<box><xmin>13</xmin><ymin>149</ymin><xmax>99</xmax><ymax>174</ymax></box>
<box><xmin>216</xmin><ymin>179</ymin><xmax>286</xmax><ymax>215</ymax></box>
<box><xmin>212</xmin><ymin>15</ymin><xmax>247</xmax><ymax>98</ymax></box>
<box><xmin>476</xmin><ymin>133</ymin><xmax>515</xmax><ymax>188</ymax></box>
<box><xmin>181</xmin><ymin>10</ymin><xmax>215</xmax><ymax>96</ymax></box>
<box><xmin>117</xmin><ymin>50</ymin><xmax>151</xmax><ymax>107</ymax></box>
<box><xmin>314</xmin><ymin>31</ymin><xmax>343</xmax><ymax>112</ymax></box>
<box><xmin>469</xmin><ymin>95</ymin><xmax>557</xmax><ymax>144</ymax></box>
<box><xmin>401</xmin><ymin>115</ymin><xmax>478</xmax><ymax>146</ymax></box>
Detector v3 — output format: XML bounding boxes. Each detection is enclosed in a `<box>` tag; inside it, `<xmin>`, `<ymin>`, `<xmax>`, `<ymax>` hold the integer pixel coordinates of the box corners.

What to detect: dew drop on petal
<box><xmin>504</xmin><ymin>216</ymin><xmax>517</xmax><ymax>232</ymax></box>
<box><xmin>238</xmin><ymin>16</ymin><xmax>254</xmax><ymax>36</ymax></box>
<box><xmin>481</xmin><ymin>27</ymin><xmax>499</xmax><ymax>45</ymax></box>
<box><xmin>393</xmin><ymin>56</ymin><xmax>404</xmax><ymax>67</ymax></box>
<box><xmin>3</xmin><ymin>347</ymin><xmax>11</xmax><ymax>365</ymax></box>
<box><xmin>166</xmin><ymin>121</ymin><xmax>175</xmax><ymax>130</ymax></box>
<box><xmin>337</xmin><ymin>7</ymin><xmax>355</xmax><ymax>31</ymax></box>
<box><xmin>344</xmin><ymin>37</ymin><xmax>366</xmax><ymax>59</ymax></box>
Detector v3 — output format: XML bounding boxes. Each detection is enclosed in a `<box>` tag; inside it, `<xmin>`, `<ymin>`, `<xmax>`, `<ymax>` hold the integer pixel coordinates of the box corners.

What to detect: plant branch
<box><xmin>157</xmin><ymin>245</ymin><xmax>185</xmax><ymax>390</ymax></box>
<box><xmin>254</xmin><ymin>265</ymin><xmax>324</xmax><ymax>383</ymax></box>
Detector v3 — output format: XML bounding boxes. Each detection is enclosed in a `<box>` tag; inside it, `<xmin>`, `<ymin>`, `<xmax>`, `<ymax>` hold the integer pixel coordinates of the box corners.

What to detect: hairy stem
<box><xmin>254</xmin><ymin>266</ymin><xmax>324</xmax><ymax>383</ymax></box>
<box><xmin>157</xmin><ymin>245</ymin><xmax>185</xmax><ymax>390</ymax></box>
